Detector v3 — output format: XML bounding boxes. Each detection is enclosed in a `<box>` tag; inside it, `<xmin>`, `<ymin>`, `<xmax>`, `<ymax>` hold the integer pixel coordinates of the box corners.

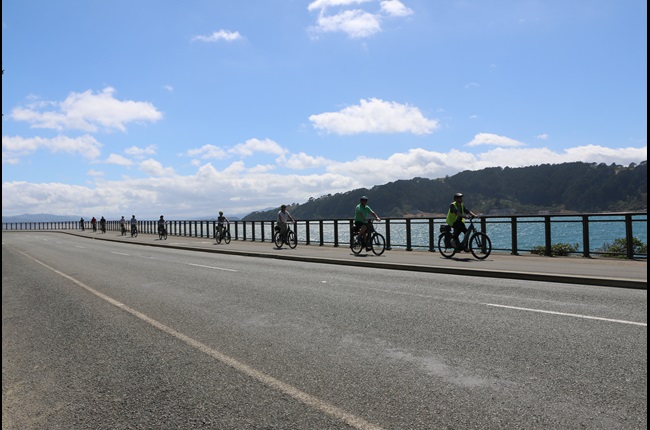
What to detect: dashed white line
<box><xmin>484</xmin><ymin>303</ymin><xmax>647</xmax><ymax>326</ymax></box>
<box><xmin>187</xmin><ymin>263</ymin><xmax>237</xmax><ymax>272</ymax></box>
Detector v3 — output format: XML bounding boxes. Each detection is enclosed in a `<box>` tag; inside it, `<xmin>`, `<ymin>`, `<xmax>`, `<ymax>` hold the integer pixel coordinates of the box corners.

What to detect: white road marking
<box><xmin>187</xmin><ymin>263</ymin><xmax>237</xmax><ymax>272</ymax></box>
<box><xmin>17</xmin><ymin>249</ymin><xmax>384</xmax><ymax>430</ymax></box>
<box><xmin>484</xmin><ymin>303</ymin><xmax>647</xmax><ymax>327</ymax></box>
<box><xmin>111</xmin><ymin>252</ymin><xmax>131</xmax><ymax>256</ymax></box>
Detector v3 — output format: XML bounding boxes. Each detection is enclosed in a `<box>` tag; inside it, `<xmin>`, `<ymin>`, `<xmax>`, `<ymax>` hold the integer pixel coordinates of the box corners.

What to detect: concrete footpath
<box><xmin>61</xmin><ymin>230</ymin><xmax>647</xmax><ymax>290</ymax></box>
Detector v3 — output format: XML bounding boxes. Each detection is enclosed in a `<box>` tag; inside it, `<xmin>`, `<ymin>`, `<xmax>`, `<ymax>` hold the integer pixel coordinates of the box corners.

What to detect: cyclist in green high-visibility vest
<box><xmin>446</xmin><ymin>192</ymin><xmax>477</xmax><ymax>249</ymax></box>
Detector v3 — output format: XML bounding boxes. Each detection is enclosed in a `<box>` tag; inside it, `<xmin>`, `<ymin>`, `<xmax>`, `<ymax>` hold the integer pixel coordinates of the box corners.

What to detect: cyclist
<box><xmin>354</xmin><ymin>196</ymin><xmax>380</xmax><ymax>250</ymax></box>
<box><xmin>158</xmin><ymin>215</ymin><xmax>166</xmax><ymax>236</ymax></box>
<box><xmin>119</xmin><ymin>216</ymin><xmax>127</xmax><ymax>234</ymax></box>
<box><xmin>277</xmin><ymin>205</ymin><xmax>295</xmax><ymax>244</ymax></box>
<box><xmin>446</xmin><ymin>192</ymin><xmax>477</xmax><ymax>250</ymax></box>
<box><xmin>99</xmin><ymin>216</ymin><xmax>106</xmax><ymax>233</ymax></box>
<box><xmin>91</xmin><ymin>216</ymin><xmax>97</xmax><ymax>232</ymax></box>
<box><xmin>80</xmin><ymin>217</ymin><xmax>85</xmax><ymax>231</ymax></box>
<box><xmin>216</xmin><ymin>211</ymin><xmax>229</xmax><ymax>240</ymax></box>
<box><xmin>130</xmin><ymin>215</ymin><xmax>138</xmax><ymax>235</ymax></box>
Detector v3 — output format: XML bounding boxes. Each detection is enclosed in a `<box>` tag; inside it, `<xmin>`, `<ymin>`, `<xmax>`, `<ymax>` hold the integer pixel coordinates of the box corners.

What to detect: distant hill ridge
<box><xmin>242</xmin><ymin>161</ymin><xmax>647</xmax><ymax>220</ymax></box>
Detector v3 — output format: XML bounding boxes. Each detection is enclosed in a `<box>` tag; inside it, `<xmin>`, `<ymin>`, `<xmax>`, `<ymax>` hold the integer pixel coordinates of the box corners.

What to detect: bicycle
<box><xmin>120</xmin><ymin>225</ymin><xmax>127</xmax><ymax>236</ymax></box>
<box><xmin>214</xmin><ymin>224</ymin><xmax>231</xmax><ymax>244</ymax></box>
<box><xmin>100</xmin><ymin>224</ymin><xmax>106</xmax><ymax>234</ymax></box>
<box><xmin>131</xmin><ymin>225</ymin><xmax>138</xmax><ymax>238</ymax></box>
<box><xmin>438</xmin><ymin>216</ymin><xmax>492</xmax><ymax>260</ymax></box>
<box><xmin>274</xmin><ymin>224</ymin><xmax>297</xmax><ymax>249</ymax></box>
<box><xmin>351</xmin><ymin>219</ymin><xmax>385</xmax><ymax>256</ymax></box>
<box><xmin>158</xmin><ymin>225</ymin><xmax>168</xmax><ymax>240</ymax></box>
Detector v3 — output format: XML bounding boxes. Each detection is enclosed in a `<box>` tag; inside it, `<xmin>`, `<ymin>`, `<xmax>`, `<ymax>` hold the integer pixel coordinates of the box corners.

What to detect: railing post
<box><xmin>428</xmin><ymin>218</ymin><xmax>435</xmax><ymax>252</ymax></box>
<box><xmin>333</xmin><ymin>220</ymin><xmax>339</xmax><ymax>247</ymax></box>
<box><xmin>319</xmin><ymin>220</ymin><xmax>324</xmax><ymax>246</ymax></box>
<box><xmin>234</xmin><ymin>221</ymin><xmax>239</xmax><ymax>240</ymax></box>
<box><xmin>582</xmin><ymin>215</ymin><xmax>590</xmax><ymax>258</ymax></box>
<box><xmin>510</xmin><ymin>217</ymin><xmax>519</xmax><ymax>255</ymax></box>
<box><xmin>405</xmin><ymin>218</ymin><xmax>412</xmax><ymax>251</ymax></box>
<box><xmin>305</xmin><ymin>220</ymin><xmax>311</xmax><ymax>245</ymax></box>
<box><xmin>261</xmin><ymin>221</ymin><xmax>266</xmax><ymax>242</ymax></box>
<box><xmin>543</xmin><ymin>216</ymin><xmax>552</xmax><ymax>256</ymax></box>
<box><xmin>251</xmin><ymin>221</ymin><xmax>256</xmax><ymax>242</ymax></box>
<box><xmin>242</xmin><ymin>221</ymin><xmax>247</xmax><ymax>241</ymax></box>
<box><xmin>385</xmin><ymin>219</ymin><xmax>392</xmax><ymax>250</ymax></box>
<box><xmin>625</xmin><ymin>214</ymin><xmax>634</xmax><ymax>259</ymax></box>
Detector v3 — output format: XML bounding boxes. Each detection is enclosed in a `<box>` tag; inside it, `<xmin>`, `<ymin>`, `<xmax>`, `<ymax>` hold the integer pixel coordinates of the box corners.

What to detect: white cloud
<box><xmin>187</xmin><ymin>144</ymin><xmax>228</xmax><ymax>160</ymax></box>
<box><xmin>2</xmin><ymin>134</ymin><xmax>103</xmax><ymax>161</ymax></box>
<box><xmin>9</xmin><ymin>87</ymin><xmax>163</xmax><ymax>132</ymax></box>
<box><xmin>380</xmin><ymin>0</ymin><xmax>413</xmax><ymax>17</ymax></box>
<box><xmin>139</xmin><ymin>159</ymin><xmax>175</xmax><ymax>177</ymax></box>
<box><xmin>466</xmin><ymin>133</ymin><xmax>525</xmax><ymax>147</ymax></box>
<box><xmin>309</xmin><ymin>98</ymin><xmax>439</xmax><ymax>135</ymax></box>
<box><xmin>313</xmin><ymin>9</ymin><xmax>382</xmax><ymax>38</ymax></box>
<box><xmin>285</xmin><ymin>152</ymin><xmax>332</xmax><ymax>169</ymax></box>
<box><xmin>105</xmin><ymin>154</ymin><xmax>133</xmax><ymax>167</ymax></box>
<box><xmin>308</xmin><ymin>0</ymin><xmax>412</xmax><ymax>38</ymax></box>
<box><xmin>308</xmin><ymin>0</ymin><xmax>374</xmax><ymax>12</ymax></box>
<box><xmin>192</xmin><ymin>30</ymin><xmax>242</xmax><ymax>43</ymax></box>
<box><xmin>125</xmin><ymin>145</ymin><xmax>157</xmax><ymax>158</ymax></box>
<box><xmin>228</xmin><ymin>138</ymin><xmax>287</xmax><ymax>157</ymax></box>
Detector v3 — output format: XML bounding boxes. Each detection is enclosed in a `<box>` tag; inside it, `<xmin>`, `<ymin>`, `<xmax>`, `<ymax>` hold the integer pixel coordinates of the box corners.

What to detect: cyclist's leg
<box><xmin>452</xmin><ymin>220</ymin><xmax>465</xmax><ymax>248</ymax></box>
<box><xmin>359</xmin><ymin>223</ymin><xmax>368</xmax><ymax>246</ymax></box>
<box><xmin>280</xmin><ymin>223</ymin><xmax>288</xmax><ymax>243</ymax></box>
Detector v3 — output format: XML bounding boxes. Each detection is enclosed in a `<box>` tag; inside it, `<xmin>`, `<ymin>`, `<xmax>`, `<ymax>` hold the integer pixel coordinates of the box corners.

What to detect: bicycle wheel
<box><xmin>438</xmin><ymin>234</ymin><xmax>456</xmax><ymax>258</ymax></box>
<box><xmin>469</xmin><ymin>232</ymin><xmax>492</xmax><ymax>260</ymax></box>
<box><xmin>223</xmin><ymin>231</ymin><xmax>231</xmax><ymax>244</ymax></box>
<box><xmin>351</xmin><ymin>234</ymin><xmax>363</xmax><ymax>255</ymax></box>
<box><xmin>287</xmin><ymin>230</ymin><xmax>297</xmax><ymax>249</ymax></box>
<box><xmin>274</xmin><ymin>231</ymin><xmax>284</xmax><ymax>248</ymax></box>
<box><xmin>371</xmin><ymin>233</ymin><xmax>386</xmax><ymax>256</ymax></box>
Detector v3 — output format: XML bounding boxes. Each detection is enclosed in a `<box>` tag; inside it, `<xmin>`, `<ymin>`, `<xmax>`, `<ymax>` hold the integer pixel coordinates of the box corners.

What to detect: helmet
<box><xmin>360</xmin><ymin>195</ymin><xmax>368</xmax><ymax>201</ymax></box>
<box><xmin>219</xmin><ymin>211</ymin><xmax>223</xmax><ymax>215</ymax></box>
<box><xmin>160</xmin><ymin>215</ymin><xmax>164</xmax><ymax>219</ymax></box>
<box><xmin>281</xmin><ymin>204</ymin><xmax>287</xmax><ymax>209</ymax></box>
<box><xmin>454</xmin><ymin>193</ymin><xmax>463</xmax><ymax>198</ymax></box>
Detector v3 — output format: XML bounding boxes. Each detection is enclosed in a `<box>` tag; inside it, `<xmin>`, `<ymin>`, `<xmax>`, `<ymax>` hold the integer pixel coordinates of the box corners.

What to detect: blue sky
<box><xmin>2</xmin><ymin>0</ymin><xmax>647</xmax><ymax>219</ymax></box>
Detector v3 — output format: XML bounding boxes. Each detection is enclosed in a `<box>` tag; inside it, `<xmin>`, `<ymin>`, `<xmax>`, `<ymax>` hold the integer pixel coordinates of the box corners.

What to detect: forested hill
<box><xmin>243</xmin><ymin>161</ymin><xmax>647</xmax><ymax>221</ymax></box>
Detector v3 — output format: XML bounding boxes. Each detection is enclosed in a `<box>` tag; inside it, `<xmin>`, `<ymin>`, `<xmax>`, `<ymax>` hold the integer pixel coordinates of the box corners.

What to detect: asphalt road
<box><xmin>3</xmin><ymin>233</ymin><xmax>647</xmax><ymax>429</ymax></box>
<box><xmin>54</xmin><ymin>229</ymin><xmax>649</xmax><ymax>289</ymax></box>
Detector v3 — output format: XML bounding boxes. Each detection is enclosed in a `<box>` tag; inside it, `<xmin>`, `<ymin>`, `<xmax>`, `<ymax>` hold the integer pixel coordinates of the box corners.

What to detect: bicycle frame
<box><xmin>351</xmin><ymin>220</ymin><xmax>385</xmax><ymax>256</ymax></box>
<box><xmin>438</xmin><ymin>217</ymin><xmax>491</xmax><ymax>260</ymax></box>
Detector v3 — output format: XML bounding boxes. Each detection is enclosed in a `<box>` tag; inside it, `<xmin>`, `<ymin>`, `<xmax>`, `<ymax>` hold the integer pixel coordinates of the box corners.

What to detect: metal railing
<box><xmin>3</xmin><ymin>212</ymin><xmax>647</xmax><ymax>259</ymax></box>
